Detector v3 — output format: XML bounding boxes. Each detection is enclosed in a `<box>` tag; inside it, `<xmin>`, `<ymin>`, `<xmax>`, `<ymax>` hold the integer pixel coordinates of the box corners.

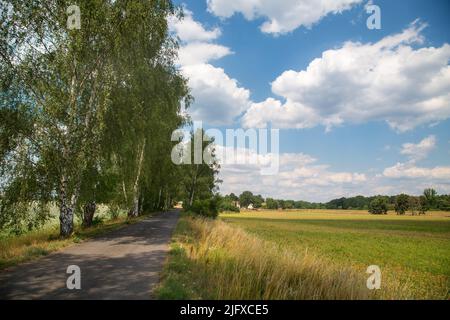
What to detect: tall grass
<box><xmin>159</xmin><ymin>216</ymin><xmax>382</xmax><ymax>300</ymax></box>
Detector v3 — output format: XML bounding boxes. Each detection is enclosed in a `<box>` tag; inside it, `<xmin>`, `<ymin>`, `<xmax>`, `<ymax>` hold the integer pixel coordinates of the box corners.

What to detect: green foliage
<box><xmin>189</xmin><ymin>199</ymin><xmax>219</xmax><ymax>219</ymax></box>
<box><xmin>0</xmin><ymin>1</ymin><xmax>216</xmax><ymax>236</ymax></box>
<box><xmin>107</xmin><ymin>205</ymin><xmax>122</xmax><ymax>220</ymax></box>
<box><xmin>91</xmin><ymin>216</ymin><xmax>105</xmax><ymax>227</ymax></box>
<box><xmin>238</xmin><ymin>191</ymin><xmax>264</xmax><ymax>208</ymax></box>
<box><xmin>437</xmin><ymin>195</ymin><xmax>450</xmax><ymax>211</ymax></box>
<box><xmin>395</xmin><ymin>194</ymin><xmax>410</xmax><ymax>215</ymax></box>
<box><xmin>368</xmin><ymin>197</ymin><xmax>388</xmax><ymax>215</ymax></box>
<box><xmin>424</xmin><ymin>188</ymin><xmax>437</xmax><ymax>207</ymax></box>
<box><xmin>218</xmin><ymin>197</ymin><xmax>240</xmax><ymax>213</ymax></box>
<box><xmin>0</xmin><ymin>202</ymin><xmax>52</xmax><ymax>235</ymax></box>
<box><xmin>235</xmin><ymin>188</ymin><xmax>450</xmax><ymax>213</ymax></box>
<box><xmin>265</xmin><ymin>198</ymin><xmax>279</xmax><ymax>210</ymax></box>
<box><xmin>418</xmin><ymin>196</ymin><xmax>428</xmax><ymax>215</ymax></box>
<box><xmin>239</xmin><ymin>191</ymin><xmax>254</xmax><ymax>208</ymax></box>
<box><xmin>176</xmin><ymin>129</ymin><xmax>220</xmax><ymax>210</ymax></box>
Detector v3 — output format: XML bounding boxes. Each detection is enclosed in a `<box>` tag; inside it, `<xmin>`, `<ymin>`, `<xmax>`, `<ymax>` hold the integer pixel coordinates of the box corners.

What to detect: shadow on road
<box><xmin>0</xmin><ymin>210</ymin><xmax>180</xmax><ymax>300</ymax></box>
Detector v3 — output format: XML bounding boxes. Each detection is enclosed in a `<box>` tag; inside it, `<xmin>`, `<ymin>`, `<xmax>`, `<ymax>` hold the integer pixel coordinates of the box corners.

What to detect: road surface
<box><xmin>0</xmin><ymin>210</ymin><xmax>180</xmax><ymax>300</ymax></box>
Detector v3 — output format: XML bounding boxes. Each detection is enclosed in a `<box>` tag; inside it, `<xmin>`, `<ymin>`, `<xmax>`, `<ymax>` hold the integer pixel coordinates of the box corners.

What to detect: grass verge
<box><xmin>156</xmin><ymin>215</ymin><xmax>380</xmax><ymax>300</ymax></box>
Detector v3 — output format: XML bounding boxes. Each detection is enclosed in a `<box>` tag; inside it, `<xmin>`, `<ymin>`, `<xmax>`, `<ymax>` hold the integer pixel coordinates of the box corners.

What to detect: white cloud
<box><xmin>401</xmin><ymin>135</ymin><xmax>436</xmax><ymax>161</ymax></box>
<box><xmin>169</xmin><ymin>8</ymin><xmax>251</xmax><ymax>125</ymax></box>
<box><xmin>214</xmin><ymin>143</ymin><xmax>450</xmax><ymax>201</ymax></box>
<box><xmin>383</xmin><ymin>162</ymin><xmax>450</xmax><ymax>180</ymax></box>
<box><xmin>216</xmin><ymin>145</ymin><xmax>367</xmax><ymax>202</ymax></box>
<box><xmin>242</xmin><ymin>21</ymin><xmax>450</xmax><ymax>132</ymax></box>
<box><xmin>182</xmin><ymin>64</ymin><xmax>251</xmax><ymax>125</ymax></box>
<box><xmin>380</xmin><ymin>135</ymin><xmax>448</xmax><ymax>189</ymax></box>
<box><xmin>168</xmin><ymin>9</ymin><xmax>221</xmax><ymax>42</ymax></box>
<box><xmin>207</xmin><ymin>0</ymin><xmax>362</xmax><ymax>35</ymax></box>
<box><xmin>178</xmin><ymin>42</ymin><xmax>233</xmax><ymax>66</ymax></box>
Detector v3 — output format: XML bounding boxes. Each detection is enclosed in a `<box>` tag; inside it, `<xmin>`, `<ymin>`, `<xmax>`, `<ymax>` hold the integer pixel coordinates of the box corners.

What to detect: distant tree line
<box><xmin>219</xmin><ymin>188</ymin><xmax>450</xmax><ymax>213</ymax></box>
<box><xmin>368</xmin><ymin>189</ymin><xmax>447</xmax><ymax>215</ymax></box>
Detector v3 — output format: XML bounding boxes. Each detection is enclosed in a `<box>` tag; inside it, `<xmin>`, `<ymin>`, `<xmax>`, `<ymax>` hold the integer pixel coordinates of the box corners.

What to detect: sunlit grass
<box><xmin>221</xmin><ymin>210</ymin><xmax>450</xmax><ymax>299</ymax></box>
<box><xmin>157</xmin><ymin>215</ymin><xmax>374</xmax><ymax>300</ymax></box>
<box><xmin>158</xmin><ymin>210</ymin><xmax>449</xmax><ymax>300</ymax></box>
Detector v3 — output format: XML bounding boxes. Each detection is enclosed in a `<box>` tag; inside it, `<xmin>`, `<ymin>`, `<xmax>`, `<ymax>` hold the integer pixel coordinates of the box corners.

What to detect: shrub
<box><xmin>190</xmin><ymin>199</ymin><xmax>219</xmax><ymax>219</ymax></box>
<box><xmin>368</xmin><ymin>197</ymin><xmax>388</xmax><ymax>215</ymax></box>
<box><xmin>108</xmin><ymin>205</ymin><xmax>121</xmax><ymax>220</ymax></box>
<box><xmin>91</xmin><ymin>216</ymin><xmax>104</xmax><ymax>227</ymax></box>
<box><xmin>395</xmin><ymin>194</ymin><xmax>410</xmax><ymax>215</ymax></box>
<box><xmin>218</xmin><ymin>200</ymin><xmax>240</xmax><ymax>213</ymax></box>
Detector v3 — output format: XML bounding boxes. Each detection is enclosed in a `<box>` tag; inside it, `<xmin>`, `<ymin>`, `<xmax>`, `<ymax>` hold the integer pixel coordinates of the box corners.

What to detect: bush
<box><xmin>189</xmin><ymin>199</ymin><xmax>219</xmax><ymax>219</ymax></box>
<box><xmin>395</xmin><ymin>194</ymin><xmax>410</xmax><ymax>215</ymax></box>
<box><xmin>368</xmin><ymin>197</ymin><xmax>388</xmax><ymax>215</ymax></box>
<box><xmin>91</xmin><ymin>216</ymin><xmax>104</xmax><ymax>227</ymax></box>
<box><xmin>218</xmin><ymin>200</ymin><xmax>240</xmax><ymax>213</ymax></box>
<box><xmin>108</xmin><ymin>205</ymin><xmax>121</xmax><ymax>220</ymax></box>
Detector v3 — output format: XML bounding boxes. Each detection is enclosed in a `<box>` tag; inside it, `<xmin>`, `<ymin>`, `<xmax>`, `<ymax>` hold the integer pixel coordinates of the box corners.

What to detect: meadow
<box><xmin>157</xmin><ymin>210</ymin><xmax>450</xmax><ymax>300</ymax></box>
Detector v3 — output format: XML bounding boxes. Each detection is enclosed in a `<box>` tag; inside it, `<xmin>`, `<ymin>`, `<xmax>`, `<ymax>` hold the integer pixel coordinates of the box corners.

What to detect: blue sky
<box><xmin>170</xmin><ymin>0</ymin><xmax>450</xmax><ymax>201</ymax></box>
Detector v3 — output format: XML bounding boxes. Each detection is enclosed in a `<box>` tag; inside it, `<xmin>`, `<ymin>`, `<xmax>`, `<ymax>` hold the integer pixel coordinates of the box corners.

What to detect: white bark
<box><xmin>129</xmin><ymin>139</ymin><xmax>146</xmax><ymax>217</ymax></box>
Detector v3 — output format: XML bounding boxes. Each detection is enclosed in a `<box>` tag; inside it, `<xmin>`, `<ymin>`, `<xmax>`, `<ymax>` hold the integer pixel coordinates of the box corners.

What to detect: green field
<box><xmin>157</xmin><ymin>210</ymin><xmax>449</xmax><ymax>300</ymax></box>
<box><xmin>221</xmin><ymin>210</ymin><xmax>450</xmax><ymax>299</ymax></box>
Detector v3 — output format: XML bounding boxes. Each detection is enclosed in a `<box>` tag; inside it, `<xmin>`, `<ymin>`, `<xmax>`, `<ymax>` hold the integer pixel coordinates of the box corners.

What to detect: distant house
<box><xmin>247</xmin><ymin>203</ymin><xmax>254</xmax><ymax>210</ymax></box>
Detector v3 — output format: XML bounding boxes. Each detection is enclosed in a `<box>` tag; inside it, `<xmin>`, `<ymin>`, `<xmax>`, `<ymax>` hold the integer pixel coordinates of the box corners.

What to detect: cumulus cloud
<box><xmin>207</xmin><ymin>0</ymin><xmax>362</xmax><ymax>35</ymax></box>
<box><xmin>182</xmin><ymin>64</ymin><xmax>251</xmax><ymax>125</ymax></box>
<box><xmin>400</xmin><ymin>135</ymin><xmax>436</xmax><ymax>161</ymax></box>
<box><xmin>378</xmin><ymin>135</ymin><xmax>450</xmax><ymax>191</ymax></box>
<box><xmin>242</xmin><ymin>21</ymin><xmax>450</xmax><ymax>132</ymax></box>
<box><xmin>169</xmin><ymin>8</ymin><xmax>251</xmax><ymax>125</ymax></box>
<box><xmin>215</xmin><ymin>145</ymin><xmax>367</xmax><ymax>201</ymax></box>
<box><xmin>383</xmin><ymin>162</ymin><xmax>450</xmax><ymax>180</ymax></box>
<box><xmin>212</xmin><ymin>142</ymin><xmax>450</xmax><ymax>201</ymax></box>
<box><xmin>168</xmin><ymin>9</ymin><xmax>221</xmax><ymax>42</ymax></box>
<box><xmin>381</xmin><ymin>134</ymin><xmax>448</xmax><ymax>182</ymax></box>
<box><xmin>178</xmin><ymin>42</ymin><xmax>233</xmax><ymax>66</ymax></box>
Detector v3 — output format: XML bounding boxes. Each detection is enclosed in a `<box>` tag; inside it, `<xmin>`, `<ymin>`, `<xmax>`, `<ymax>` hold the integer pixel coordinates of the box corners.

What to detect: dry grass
<box><xmin>158</xmin><ymin>212</ymin><xmax>449</xmax><ymax>300</ymax></box>
<box><xmin>158</xmin><ymin>216</ymin><xmax>387</xmax><ymax>300</ymax></box>
<box><xmin>222</xmin><ymin>210</ymin><xmax>450</xmax><ymax>299</ymax></box>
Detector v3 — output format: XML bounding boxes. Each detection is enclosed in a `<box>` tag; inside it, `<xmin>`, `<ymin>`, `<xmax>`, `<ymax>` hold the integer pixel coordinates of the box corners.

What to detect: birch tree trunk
<box><xmin>59</xmin><ymin>177</ymin><xmax>74</xmax><ymax>237</ymax></box>
<box><xmin>129</xmin><ymin>139</ymin><xmax>146</xmax><ymax>217</ymax></box>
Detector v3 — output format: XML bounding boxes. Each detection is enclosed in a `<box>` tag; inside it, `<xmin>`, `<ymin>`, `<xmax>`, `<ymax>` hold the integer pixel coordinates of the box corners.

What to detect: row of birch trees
<box><xmin>0</xmin><ymin>0</ymin><xmax>219</xmax><ymax>236</ymax></box>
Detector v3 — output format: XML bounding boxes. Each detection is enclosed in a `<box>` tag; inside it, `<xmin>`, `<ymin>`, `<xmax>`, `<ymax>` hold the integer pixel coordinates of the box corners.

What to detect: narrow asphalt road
<box><xmin>0</xmin><ymin>210</ymin><xmax>180</xmax><ymax>300</ymax></box>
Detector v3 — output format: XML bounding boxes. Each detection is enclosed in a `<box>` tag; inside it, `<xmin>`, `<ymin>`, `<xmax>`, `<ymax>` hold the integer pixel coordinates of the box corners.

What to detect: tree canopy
<box><xmin>0</xmin><ymin>0</ymin><xmax>218</xmax><ymax>236</ymax></box>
